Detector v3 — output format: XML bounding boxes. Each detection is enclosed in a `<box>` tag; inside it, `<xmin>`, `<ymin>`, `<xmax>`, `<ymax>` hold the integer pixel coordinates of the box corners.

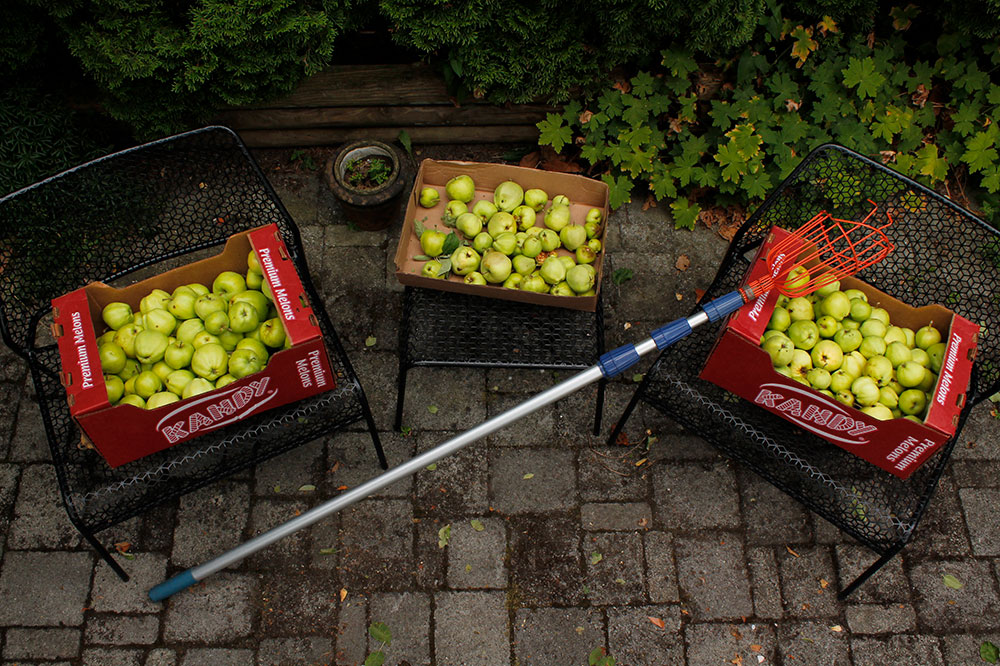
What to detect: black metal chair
<box><xmin>608</xmin><ymin>144</ymin><xmax>1000</xmax><ymax>598</ymax></box>
<box><xmin>395</xmin><ymin>286</ymin><xmax>606</xmax><ymax>434</ymax></box>
<box><xmin>0</xmin><ymin>126</ymin><xmax>386</xmax><ymax>581</ymax></box>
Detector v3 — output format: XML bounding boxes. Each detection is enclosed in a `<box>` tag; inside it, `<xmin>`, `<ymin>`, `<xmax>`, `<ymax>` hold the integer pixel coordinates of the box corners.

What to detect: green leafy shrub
<box><xmin>537</xmin><ymin>5</ymin><xmax>1000</xmax><ymax>227</ymax></box>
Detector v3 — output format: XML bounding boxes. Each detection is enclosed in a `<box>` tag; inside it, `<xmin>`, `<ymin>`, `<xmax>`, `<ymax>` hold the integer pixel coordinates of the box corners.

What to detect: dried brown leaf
<box><xmin>648</xmin><ymin>616</ymin><xmax>666</xmax><ymax>629</ymax></box>
<box><xmin>675</xmin><ymin>254</ymin><xmax>691</xmax><ymax>271</ymax></box>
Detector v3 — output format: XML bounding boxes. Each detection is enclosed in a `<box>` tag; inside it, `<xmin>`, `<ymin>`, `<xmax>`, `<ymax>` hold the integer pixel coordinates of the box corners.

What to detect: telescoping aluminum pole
<box><xmin>149</xmin><ymin>290</ymin><xmax>751</xmax><ymax>601</ymax></box>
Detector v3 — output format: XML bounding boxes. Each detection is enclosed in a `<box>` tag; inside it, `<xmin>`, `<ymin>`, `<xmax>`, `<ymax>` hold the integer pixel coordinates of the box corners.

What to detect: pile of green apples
<box><xmin>760</xmin><ymin>265</ymin><xmax>947</xmax><ymax>422</ymax></box>
<box><xmin>95</xmin><ymin>250</ymin><xmax>288</xmax><ymax>410</ymax></box>
<box><xmin>413</xmin><ymin>174</ymin><xmax>604</xmax><ymax>296</ymax></box>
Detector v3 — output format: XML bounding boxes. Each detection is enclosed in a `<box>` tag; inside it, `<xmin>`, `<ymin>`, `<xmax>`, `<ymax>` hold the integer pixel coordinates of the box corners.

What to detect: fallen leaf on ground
<box><xmin>340</xmin><ymin>588</ymin><xmax>348</xmax><ymax>602</ymax></box>
<box><xmin>648</xmin><ymin>616</ymin><xmax>665</xmax><ymax>629</ymax></box>
<box><xmin>675</xmin><ymin>255</ymin><xmax>691</xmax><ymax>271</ymax></box>
<box><xmin>519</xmin><ymin>151</ymin><xmax>541</xmax><ymax>169</ymax></box>
<box><xmin>786</xmin><ymin>545</ymin><xmax>800</xmax><ymax>557</ymax></box>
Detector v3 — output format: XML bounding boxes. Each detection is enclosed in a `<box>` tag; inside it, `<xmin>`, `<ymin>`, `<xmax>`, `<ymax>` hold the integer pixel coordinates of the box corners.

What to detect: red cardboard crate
<box><xmin>51</xmin><ymin>224</ymin><xmax>336</xmax><ymax>467</ymax></box>
<box><xmin>700</xmin><ymin>227</ymin><xmax>979</xmax><ymax>479</ymax></box>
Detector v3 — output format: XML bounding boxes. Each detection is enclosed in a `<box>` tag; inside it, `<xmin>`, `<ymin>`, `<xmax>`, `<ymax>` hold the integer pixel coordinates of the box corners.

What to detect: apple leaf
<box><xmin>440</xmin><ymin>232</ymin><xmax>460</xmax><ymax>257</ymax></box>
<box><xmin>842</xmin><ymin>57</ymin><xmax>886</xmax><ymax>99</ymax></box>
<box><xmin>365</xmin><ymin>336</ymin><xmax>377</xmax><ymax>347</ymax></box>
<box><xmin>427</xmin><ymin>405</ymin><xmax>439</xmax><ymax>414</ymax></box>
<box><xmin>523</xmin><ymin>473</ymin><xmax>534</xmax><ymax>479</ymax></box>
<box><xmin>537</xmin><ymin>113</ymin><xmax>573</xmax><ymax>153</ymax></box>
<box><xmin>981</xmin><ymin>641</ymin><xmax>999</xmax><ymax>663</ymax></box>
<box><xmin>437</xmin><ymin>524</ymin><xmax>451</xmax><ymax>548</ymax></box>
<box><xmin>943</xmin><ymin>573</ymin><xmax>964</xmax><ymax>589</ymax></box>
<box><xmin>612</xmin><ymin>268</ymin><xmax>634</xmax><ymax>285</ymax></box>
<box><xmin>298</xmin><ymin>484</ymin><xmax>316</xmax><ymax>492</ymax></box>
<box><xmin>412</xmin><ymin>254</ymin><xmax>431</xmax><ymax>261</ymax></box>
<box><xmin>590</xmin><ymin>551</ymin><xmax>603</xmax><ymax>565</ymax></box>
<box><xmin>363</xmin><ymin>651</ymin><xmax>384</xmax><ymax>666</ymax></box>
<box><xmin>470</xmin><ymin>519</ymin><xmax>485</xmax><ymax>531</ymax></box>
<box><xmin>368</xmin><ymin>622</ymin><xmax>392</xmax><ymax>646</ymax></box>
<box><xmin>318</xmin><ymin>547</ymin><xmax>337</xmax><ymax>555</ymax></box>
<box><xmin>413</xmin><ymin>219</ymin><xmax>426</xmax><ymax>238</ymax></box>
<box><xmin>435</xmin><ymin>259</ymin><xmax>452</xmax><ymax>276</ymax></box>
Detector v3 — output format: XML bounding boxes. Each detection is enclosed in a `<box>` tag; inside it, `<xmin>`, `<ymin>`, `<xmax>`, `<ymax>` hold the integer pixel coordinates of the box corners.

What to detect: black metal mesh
<box><xmin>635</xmin><ymin>144</ymin><xmax>1000</xmax><ymax>554</ymax></box>
<box><xmin>0</xmin><ymin>126</ymin><xmax>378</xmax><ymax>535</ymax></box>
<box><xmin>401</xmin><ymin>287</ymin><xmax>605</xmax><ymax>370</ymax></box>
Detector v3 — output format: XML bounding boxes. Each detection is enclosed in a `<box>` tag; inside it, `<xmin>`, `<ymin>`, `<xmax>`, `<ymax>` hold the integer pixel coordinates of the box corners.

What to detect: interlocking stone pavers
<box><xmin>845</xmin><ymin>602</ymin><xmax>918</xmax><ymax>634</ymax></box>
<box><xmin>911</xmin><ymin>559</ymin><xmax>1000</xmax><ymax>632</ymax></box>
<box><xmin>606</xmin><ymin>605</ymin><xmax>684</xmax><ymax>665</ymax></box>
<box><xmin>834</xmin><ymin>544</ymin><xmax>912</xmax><ymax>604</ymax></box>
<box><xmin>327</xmin><ymin>431</ymin><xmax>415</xmax><ymax>498</ymax></box>
<box><xmin>746</xmin><ymin>546</ymin><xmax>784</xmax><ymax>619</ymax></box>
<box><xmin>433</xmin><ymin>590</ymin><xmax>509</xmax><ymax>666</ymax></box>
<box><xmin>684</xmin><ymin>621</ymin><xmax>777</xmax><ymax>665</ymax></box>
<box><xmin>7</xmin><ymin>464</ymin><xmax>81</xmax><ymax>549</ymax></box>
<box><xmin>778</xmin><ymin>621</ymin><xmax>852</xmax><ymax>665</ymax></box>
<box><xmin>958</xmin><ymin>488</ymin><xmax>1000</xmax><ymax>556</ymax></box>
<box><xmin>580</xmin><ymin>502</ymin><xmax>651</xmax><ymax>531</ymax></box>
<box><xmin>9</xmin><ymin>382</ymin><xmax>51</xmax><ymax>463</ymax></box>
<box><xmin>776</xmin><ymin>545</ymin><xmax>840</xmax><ymax>618</ymax></box>
<box><xmin>257</xmin><ymin>637</ymin><xmax>335</xmax><ymax>666</ymax></box>
<box><xmin>370</xmin><ymin>592</ymin><xmax>432</xmax><ymax>666</ymax></box>
<box><xmin>644</xmin><ymin>530</ymin><xmax>679</xmax><ymax>603</ymax></box>
<box><xmin>576</xmin><ymin>446</ymin><xmax>651</xmax><ymax>502</ymax></box>
<box><xmin>904</xmin><ymin>474</ymin><xmax>973</xmax><ymax>559</ymax></box>
<box><xmin>89</xmin><ymin>554</ymin><xmax>167</xmax><ymax>615</ymax></box>
<box><xmin>0</xmin><ymin>551</ymin><xmax>93</xmax><ymax>627</ymax></box>
<box><xmin>338</xmin><ymin>498</ymin><xmax>415</xmax><ymax>592</ymax></box>
<box><xmin>414</xmin><ymin>438</ymin><xmax>489</xmax><ymax>516</ymax></box>
<box><xmin>3</xmin><ymin>627</ymin><xmax>81</xmax><ymax>660</ymax></box>
<box><xmin>334</xmin><ymin>598</ymin><xmax>366</xmax><ymax>666</ymax></box>
<box><xmin>508</xmin><ymin>513</ymin><xmax>584</xmax><ymax>607</ymax></box>
<box><xmin>488</xmin><ymin>447</ymin><xmax>576</xmax><ymax>514</ymax></box>
<box><xmin>162</xmin><ymin>573</ymin><xmax>256</xmax><ymax>643</ymax></box>
<box><xmin>484</xmin><ymin>390</ymin><xmax>558</xmax><ymax>448</ymax></box>
<box><xmin>397</xmin><ymin>367</ymin><xmax>488</xmax><ymax>431</ymax></box>
<box><xmin>170</xmin><ymin>482</ymin><xmax>249</xmax><ymax>569</ymax></box>
<box><xmin>740</xmin><ymin>472</ymin><xmax>812</xmax><ymax>545</ymax></box>
<box><xmin>84</xmin><ymin>614</ymin><xmax>159</xmax><ymax>646</ymax></box>
<box><xmin>82</xmin><ymin>646</ymin><xmax>144</xmax><ymax>665</ymax></box>
<box><xmin>651</xmin><ymin>461</ymin><xmax>741</xmax><ymax>529</ymax></box>
<box><xmin>512</xmin><ymin>607</ymin><xmax>604</xmax><ymax>665</ymax></box>
<box><xmin>179</xmin><ymin>648</ymin><xmax>254</xmax><ymax>665</ymax></box>
<box><xmin>247</xmin><ymin>499</ymin><xmax>311</xmax><ymax>570</ymax></box>
<box><xmin>676</xmin><ymin>533</ymin><xmax>753</xmax><ymax>620</ymax></box>
<box><xmin>584</xmin><ymin>531</ymin><xmax>646</xmax><ymax>605</ymax></box>
<box><xmin>446</xmin><ymin>517</ymin><xmax>507</xmax><ymax>589</ymax></box>
<box><xmin>252</xmin><ymin>438</ymin><xmax>326</xmax><ymax>497</ymax></box>
<box><xmin>849</xmin><ymin>635</ymin><xmax>946</xmax><ymax>665</ymax></box>
<box><xmin>144</xmin><ymin>647</ymin><xmax>178</xmax><ymax>665</ymax></box>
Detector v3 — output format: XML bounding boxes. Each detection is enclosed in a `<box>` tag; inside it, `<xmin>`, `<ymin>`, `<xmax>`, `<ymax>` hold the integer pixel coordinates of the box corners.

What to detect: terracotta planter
<box><xmin>326</xmin><ymin>140</ymin><xmax>409</xmax><ymax>231</ymax></box>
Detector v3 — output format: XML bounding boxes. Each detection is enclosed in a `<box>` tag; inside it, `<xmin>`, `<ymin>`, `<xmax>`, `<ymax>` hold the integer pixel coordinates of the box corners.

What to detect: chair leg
<box><xmin>393</xmin><ymin>362</ymin><xmax>408</xmax><ymax>434</ymax></box>
<box><xmin>358</xmin><ymin>390</ymin><xmax>388</xmax><ymax>470</ymax></box>
<box><xmin>607</xmin><ymin>385</ymin><xmax>643</xmax><ymax>446</ymax></box>
<box><xmin>592</xmin><ymin>378</ymin><xmax>606</xmax><ymax>435</ymax></box>
<box><xmin>837</xmin><ymin>543</ymin><xmax>904</xmax><ymax>600</ymax></box>
<box><xmin>82</xmin><ymin>531</ymin><xmax>130</xmax><ymax>582</ymax></box>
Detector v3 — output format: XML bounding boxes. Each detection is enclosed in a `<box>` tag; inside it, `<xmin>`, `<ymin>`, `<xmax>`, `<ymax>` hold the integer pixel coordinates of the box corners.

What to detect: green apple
<box><xmin>492</xmin><ymin>232</ymin><xmax>518</xmax><ymax>256</ymax></box>
<box><xmin>816</xmin><ymin>315</ymin><xmax>839</xmax><ymax>338</ymax></box>
<box><xmin>843</xmin><ymin>289</ymin><xmax>868</xmax><ymax>302</ymax></box>
<box><xmin>918</xmin><ymin>370</ymin><xmax>937</xmax><ymax>393</ymax></box>
<box><xmin>885</xmin><ymin>341</ymin><xmax>912</xmax><ymax>368</ymax></box>
<box><xmin>512</xmin><ymin>254</ymin><xmax>537</xmax><ymax>276</ymax></box>
<box><xmin>194</xmin><ymin>293</ymin><xmax>228</xmax><ymax>320</ymax></box>
<box><xmin>473</xmin><ymin>199</ymin><xmax>499</xmax><ymax>223</ymax></box>
<box><xmin>215</xmin><ymin>374</ymin><xmax>238</xmax><ymax>389</ymax></box>
<box><xmin>418</xmin><ymin>187</ymin><xmax>440</xmax><ymax>208</ymax></box>
<box><xmin>539</xmin><ymin>255</ymin><xmax>566</xmax><ymax>285</ymax></box>
<box><xmin>191</xmin><ymin>343</ymin><xmax>228</xmax><ymax>380</ymax></box>
<box><xmin>559</xmin><ymin>224</ymin><xmax>587</xmax><ymax>251</ymax></box>
<box><xmin>175</xmin><ymin>318</ymin><xmax>205</xmax><ymax>346</ymax></box>
<box><xmin>152</xmin><ymin>361</ymin><xmax>173</xmax><ymax>383</ymax></box>
<box><xmin>487</xmin><ymin>211</ymin><xmax>516</xmax><ymax>238</ymax></box>
<box><xmin>811</xmin><ymin>339</ymin><xmax>844</xmax><ymax>371</ymax></box>
<box><xmin>146</xmin><ymin>391</ymin><xmax>180</xmax><ymax>410</ymax></box>
<box><xmin>421</xmin><ymin>260</ymin><xmax>445</xmax><ymax>279</ymax></box>
<box><xmin>520</xmin><ymin>273</ymin><xmax>548</xmax><ymax>293</ymax></box>
<box><xmin>419</xmin><ymin>229</ymin><xmax>447</xmax><ymax>257</ymax></box>
<box><xmin>227</xmin><ymin>300</ymin><xmax>259</xmax><ymax>334</ymax></box>
<box><xmin>549</xmin><ymin>281</ymin><xmax>575</xmax><ymax>296</ymax></box>
<box><xmin>830</xmin><ymin>369</ymin><xmax>854</xmax><ymax>392</ymax></box>
<box><xmin>248</xmin><ymin>249</ymin><xmax>262</xmax><ymax>275</ymax></box>
<box><xmin>789</xmin><ymin>349</ymin><xmax>813</xmax><ymax>382</ymax></box>
<box><xmin>848</xmin><ymin>298</ymin><xmax>872</xmax><ymax>322</ymax></box>
<box><xmin>259</xmin><ymin>317</ymin><xmax>286</xmax><ymax>348</ymax></box>
<box><xmin>192</xmin><ymin>331</ymin><xmax>221</xmax><ymax>349</ymax></box>
<box><xmin>782</xmin><ymin>265</ymin><xmax>810</xmax><ymax>294</ymax></box>
<box><xmin>186</xmin><ymin>283</ymin><xmax>209</xmax><ymax>297</ymax></box>
<box><xmin>165</xmin><ymin>369</ymin><xmax>195</xmax><ymax>396</ymax></box>
<box><xmin>926</xmin><ymin>341</ymin><xmax>947</xmax><ymax>373</ymax></box>
<box><xmin>566</xmin><ymin>264</ymin><xmax>596</xmax><ymax>293</ymax></box>
<box><xmin>819</xmin><ymin>291</ymin><xmax>851</xmax><ymax>320</ymax></box>
<box><xmin>118</xmin><ymin>359</ymin><xmax>141</xmax><ymax>381</ymax></box>
<box><xmin>203</xmin><ymin>310</ymin><xmax>229</xmax><ymax>336</ymax></box>
<box><xmin>896</xmin><ymin>360</ymin><xmax>926</xmax><ymax>388</ymax></box>
<box><xmin>218</xmin><ymin>330</ymin><xmax>243</xmax><ymax>352</ymax></box>
<box><xmin>105</xmin><ymin>375</ymin><xmax>125</xmax><ymax>404</ymax></box>
<box><xmin>463</xmin><ymin>271</ymin><xmax>487</xmax><ymax>285</ymax></box>
<box><xmin>915</xmin><ymin>324</ymin><xmax>942</xmax><ymax>350</ymax></box>
<box><xmin>851</xmin><ymin>376</ymin><xmax>880</xmax><ymax>406</ymax></box>
<box><xmin>538</xmin><ymin>229</ymin><xmax>561</xmax><ymax>252</ymax></box>
<box><xmin>767</xmin><ymin>306</ymin><xmax>791</xmax><ymax>332</ymax></box>
<box><xmin>455</xmin><ymin>212</ymin><xmax>483</xmax><ymax>239</ymax></box>
<box><xmin>134</xmin><ymin>370</ymin><xmax>163</xmax><ymax>399</ymax></box>
<box><xmin>494</xmin><ymin>181</ymin><xmax>524</xmax><ymax>212</ymax></box>
<box><xmin>97</xmin><ymin>330</ymin><xmax>117</xmax><ymax>346</ymax></box>
<box><xmin>211</xmin><ymin>271</ymin><xmax>246</xmax><ymax>299</ymax></box>
<box><xmin>502</xmin><ymin>273</ymin><xmax>523</xmax><ymax>289</ymax></box>
<box><xmin>480</xmin><ymin>251</ymin><xmax>512</xmax><ymax>284</ymax></box>
<box><xmin>859</xmin><ymin>318</ymin><xmax>887</xmax><ymax>339</ymax></box>
<box><xmin>910</xmin><ymin>347</ymin><xmax>931</xmax><ymax>367</ymax></box>
<box><xmin>840</xmin><ymin>318</ymin><xmax>860</xmax><ymax>331</ymax></box>
<box><xmin>841</xmin><ymin>352</ymin><xmax>865</xmax><ymax>378</ymax></box>
<box><xmin>443</xmin><ymin>200</ymin><xmax>468</xmax><ymax>226</ymax></box>
<box><xmin>575</xmin><ymin>246</ymin><xmax>597</xmax><ymax>265</ymax></box>
<box><xmin>543</xmin><ymin>204</ymin><xmax>571</xmax><ymax>232</ymax></box>
<box><xmin>898</xmin><ymin>388</ymin><xmax>927</xmax><ymax>416</ymax></box>
<box><xmin>143</xmin><ymin>308</ymin><xmax>177</xmax><ymax>336</ymax></box>
<box><xmin>552</xmin><ymin>194</ymin><xmax>570</xmax><ymax>207</ymax></box>
<box><xmin>472</xmin><ymin>231</ymin><xmax>493</xmax><ymax>254</ymax></box>
<box><xmin>786</xmin><ymin>319</ymin><xmax>819</xmax><ymax>350</ymax></box>
<box><xmin>182</xmin><ymin>377</ymin><xmax>216</xmax><ymax>399</ymax></box>
<box><xmin>445</xmin><ymin>174</ymin><xmax>475</xmax><ymax>203</ymax></box>
<box><xmin>99</xmin><ymin>342</ymin><xmax>127</xmax><ymax>374</ymax></box>
<box><xmin>449</xmin><ymin>246</ymin><xmax>481</xmax><ymax>275</ymax></box>
<box><xmin>806</xmin><ymin>367</ymin><xmax>832</xmax><ymax>390</ymax></box>
<box><xmin>523</xmin><ymin>188</ymin><xmax>548</xmax><ymax>211</ymax></box>
<box><xmin>134</xmin><ymin>330</ymin><xmax>169</xmax><ymax>365</ymax></box>
<box><xmin>512</xmin><ymin>205</ymin><xmax>536</xmax><ymax>231</ymax></box>
<box><xmin>119</xmin><ymin>394</ymin><xmax>146</xmax><ymax>409</ymax></box>
<box><xmin>861</xmin><ymin>403</ymin><xmax>894</xmax><ymax>421</ymax></box>
<box><xmin>228</xmin><ymin>348</ymin><xmax>264</xmax><ymax>379</ymax></box>
<box><xmin>786</xmin><ymin>297</ymin><xmax>814</xmax><ymax>322</ymax></box>
<box><xmin>236</xmin><ymin>337</ymin><xmax>269</xmax><ymax>363</ymax></box>
<box><xmin>814</xmin><ymin>275</ymin><xmax>840</xmax><ymax>298</ymax></box>
<box><xmin>864</xmin><ymin>355</ymin><xmax>894</xmax><ymax>386</ymax></box>
<box><xmin>585</xmin><ymin>207</ymin><xmax>603</xmax><ymax>226</ymax></box>
<box><xmin>140</xmin><ymin>289</ymin><xmax>172</xmax><ymax>314</ymax></box>
<box><xmin>868</xmin><ymin>307</ymin><xmax>891</xmax><ymax>326</ymax></box>
<box><xmin>521</xmin><ymin>236</ymin><xmax>542</xmax><ymax>259</ymax></box>
<box><xmin>902</xmin><ymin>327</ymin><xmax>916</xmax><ymax>348</ymax></box>
<box><xmin>168</xmin><ymin>291</ymin><xmax>197</xmax><ymax>320</ymax></box>
<box><xmin>101</xmin><ymin>302</ymin><xmax>134</xmax><ymax>331</ymax></box>
<box><xmin>878</xmin><ymin>386</ymin><xmax>899</xmax><ymax>409</ymax></box>
<box><xmin>231</xmin><ymin>291</ymin><xmax>269</xmax><ymax>319</ymax></box>
<box><xmin>858</xmin><ymin>336</ymin><xmax>887</xmax><ymax>359</ymax></box>
<box><xmin>883</xmin><ymin>326</ymin><xmax>907</xmax><ymax>346</ymax></box>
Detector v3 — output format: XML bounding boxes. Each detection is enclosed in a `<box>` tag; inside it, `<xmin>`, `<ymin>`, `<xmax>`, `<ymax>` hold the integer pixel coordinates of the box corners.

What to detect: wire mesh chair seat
<box><xmin>608</xmin><ymin>144</ymin><xmax>1000</xmax><ymax>598</ymax></box>
<box><xmin>0</xmin><ymin>126</ymin><xmax>385</xmax><ymax>580</ymax></box>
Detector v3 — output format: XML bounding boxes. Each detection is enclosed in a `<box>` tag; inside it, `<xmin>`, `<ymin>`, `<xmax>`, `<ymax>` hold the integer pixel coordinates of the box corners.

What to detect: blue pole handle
<box><xmin>702</xmin><ymin>290</ymin><xmax>747</xmax><ymax>322</ymax></box>
<box><xmin>149</xmin><ymin>569</ymin><xmax>198</xmax><ymax>602</ymax></box>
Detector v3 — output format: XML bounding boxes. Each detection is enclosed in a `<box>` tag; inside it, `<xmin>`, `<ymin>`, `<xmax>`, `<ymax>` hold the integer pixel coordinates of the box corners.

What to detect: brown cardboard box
<box><xmin>52</xmin><ymin>224</ymin><xmax>336</xmax><ymax>467</ymax></box>
<box><xmin>394</xmin><ymin>159</ymin><xmax>609</xmax><ymax>311</ymax></box>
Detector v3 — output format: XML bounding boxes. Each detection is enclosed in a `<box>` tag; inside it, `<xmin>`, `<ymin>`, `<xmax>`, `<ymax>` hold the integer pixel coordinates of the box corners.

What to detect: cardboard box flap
<box><xmin>248</xmin><ymin>226</ymin><xmax>317</xmax><ymax>344</ymax></box>
<box><xmin>52</xmin><ymin>289</ymin><xmax>107</xmax><ymax>416</ymax></box>
<box><xmin>925</xmin><ymin>315</ymin><xmax>979</xmax><ymax>433</ymax></box>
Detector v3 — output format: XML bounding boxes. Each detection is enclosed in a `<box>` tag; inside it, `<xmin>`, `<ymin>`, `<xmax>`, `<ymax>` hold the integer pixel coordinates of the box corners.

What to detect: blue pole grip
<box><xmin>149</xmin><ymin>569</ymin><xmax>198</xmax><ymax>602</ymax></box>
<box><xmin>650</xmin><ymin>318</ymin><xmax>692</xmax><ymax>350</ymax></box>
<box><xmin>598</xmin><ymin>344</ymin><xmax>640</xmax><ymax>378</ymax></box>
<box><xmin>701</xmin><ymin>290</ymin><xmax>748</xmax><ymax>323</ymax></box>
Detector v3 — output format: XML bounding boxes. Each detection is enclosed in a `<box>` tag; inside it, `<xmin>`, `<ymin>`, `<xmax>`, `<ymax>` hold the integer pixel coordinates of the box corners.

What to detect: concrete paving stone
<box><xmin>844</xmin><ymin>603</ymin><xmax>917</xmax><ymax>634</ymax></box>
<box><xmin>82</xmin><ymin>647</ymin><xmax>143</xmax><ymax>665</ymax></box>
<box><xmin>413</xmin><ymin>521</ymin><xmax>447</xmax><ymax>590</ymax></box>
<box><xmin>777</xmin><ymin>621</ymin><xmax>852</xmax><ymax>665</ymax></box>
<box><xmin>273</xmin><ymin>173</ymin><xmax>320</xmax><ymax>226</ymax></box>
<box><xmin>7</xmin><ymin>464</ymin><xmax>82</xmax><ymax>549</ymax></box>
<box><xmin>644</xmin><ymin>531</ymin><xmax>679</xmax><ymax>603</ymax></box>
<box><xmin>162</xmin><ymin>573</ymin><xmax>255</xmax><ymax>643</ymax></box>
<box><xmin>144</xmin><ymin>647</ymin><xmax>177</xmax><ymax>666</ymax></box>
<box><xmin>584</xmin><ymin>532</ymin><xmax>645</xmax><ymax>605</ymax></box>
<box><xmin>484</xmin><ymin>391</ymin><xmax>557</xmax><ymax>448</ymax></box>
<box><xmin>650</xmin><ymin>461</ymin><xmax>741</xmax><ymax>529</ymax></box>
<box><xmin>776</xmin><ymin>545</ymin><xmax>840</xmax><ymax>618</ymax></box>
<box><xmin>2</xmin><ymin>627</ymin><xmax>80</xmax><ymax>660</ymax></box>
<box><xmin>949</xmin><ymin>402</ymin><xmax>1000</xmax><ymax>460</ymax></box>
<box><xmin>950</xmin><ymin>458</ymin><xmax>1000</xmax><ymax>488</ymax></box>
<box><xmin>606</xmin><ymin>605</ymin><xmax>684</xmax><ymax>665</ymax></box>
<box><xmin>433</xmin><ymin>591</ymin><xmax>509</xmax><ymax>666</ymax></box>
<box><xmin>683</xmin><ymin>621</ymin><xmax>777</xmax><ymax>666</ymax></box>
<box><xmin>327</xmin><ymin>431</ymin><xmax>415</xmax><ymax>499</ymax></box>
<box><xmin>342</xmin><ymin>350</ymin><xmax>398</xmax><ymax>434</ymax></box>
<box><xmin>849</xmin><ymin>635</ymin><xmax>945</xmax><ymax>666</ymax></box>
<box><xmin>414</xmin><ymin>439</ymin><xmax>489</xmax><ymax>516</ymax></box>
<box><xmin>580</xmin><ymin>502</ymin><xmax>651</xmax><ymax>531</ymax></box>
<box><xmin>306</xmin><ymin>510</ymin><xmax>342</xmax><ymax>571</ymax></box>
<box><xmin>485</xmin><ymin>367</ymin><xmax>561</xmax><ymax>396</ymax></box>
<box><xmin>0</xmin><ymin>463</ymin><xmax>19</xmax><ymax>521</ymax></box>
<box><xmin>939</xmin><ymin>632</ymin><xmax>1000</xmax><ymax>666</ymax></box>
<box><xmin>958</xmin><ymin>487</ymin><xmax>1000</xmax><ymax>555</ymax></box>
<box><xmin>550</xmin><ymin>388</ymin><xmax>609</xmax><ymax>445</ymax></box>
<box><xmin>746</xmin><ymin>546</ymin><xmax>784</xmax><ymax>619</ymax></box>
<box><xmin>812</xmin><ymin>513</ymin><xmax>852</xmax><ymax>546</ymax></box>
<box><xmin>576</xmin><ymin>447</ymin><xmax>650</xmax><ymax>502</ymax></box>
<box><xmin>179</xmin><ymin>648</ymin><xmax>254</xmax><ymax>666</ymax></box>
<box><xmin>646</xmin><ymin>432</ymin><xmax>722</xmax><ymax>463</ymax></box>
<box><xmin>325</xmin><ymin>223</ymin><xmax>385</xmax><ymax>249</ymax></box>
<box><xmin>446</xmin><ymin>518</ymin><xmax>507</xmax><ymax>589</ymax></box>
<box><xmin>395</xmin><ymin>367</ymin><xmax>487</xmax><ymax>432</ymax></box>
<box><xmin>259</xmin><ymin>572</ymin><xmax>342</xmax><ymax>638</ymax></box>
<box><xmin>604</xmin><ymin>253</ymin><xmax>700</xmax><ymax>329</ymax></box>
<box><xmin>252</xmin><ymin>438</ymin><xmax>326</xmax><ymax>497</ymax></box>
<box><xmin>170</xmin><ymin>481</ymin><xmax>249</xmax><ymax>569</ymax></box>
<box><xmin>0</xmin><ymin>551</ymin><xmax>93</xmax><ymax>627</ymax></box>
<box><xmin>139</xmin><ymin>503</ymin><xmax>178</xmax><ymax>554</ymax></box>
<box><xmin>833</xmin><ymin>545</ymin><xmax>911</xmax><ymax>604</ymax></box>
<box><xmin>512</xmin><ymin>607</ymin><xmax>604</xmax><ymax>666</ymax></box>
<box><xmin>675</xmin><ymin>534</ymin><xmax>753</xmax><ymax>621</ymax></box>
<box><xmin>334</xmin><ymin>598</ymin><xmax>366</xmax><ymax>666</ymax></box>
<box><xmin>10</xmin><ymin>388</ymin><xmax>51</xmax><ymax>463</ymax></box>
<box><xmin>84</xmin><ymin>614</ymin><xmax>159</xmax><ymax>646</ymax></box>
<box><xmin>369</xmin><ymin>592</ymin><xmax>431</xmax><ymax>666</ymax></box>
<box><xmin>508</xmin><ymin>513</ymin><xmax>584</xmax><ymax>607</ymax></box>
<box><xmin>739</xmin><ymin>472</ymin><xmax>812</xmax><ymax>545</ymax></box>
<box><xmin>246</xmin><ymin>499</ymin><xmax>310</xmax><ymax>570</ymax></box>
<box><xmin>488</xmin><ymin>448</ymin><xmax>576</xmax><ymax>514</ymax></box>
<box><xmin>338</xmin><ymin>498</ymin><xmax>415</xmax><ymax>592</ymax></box>
<box><xmin>257</xmin><ymin>637</ymin><xmax>335</xmax><ymax>666</ymax></box>
<box><xmin>318</xmin><ymin>249</ymin><xmax>393</xmax><ymax>351</ymax></box>
<box><xmin>904</xmin><ymin>475</ymin><xmax>972</xmax><ymax>559</ymax></box>
<box><xmin>910</xmin><ymin>559</ymin><xmax>1000</xmax><ymax>632</ymax></box>
<box><xmin>90</xmin><ymin>553</ymin><xmax>168</xmax><ymax>614</ymax></box>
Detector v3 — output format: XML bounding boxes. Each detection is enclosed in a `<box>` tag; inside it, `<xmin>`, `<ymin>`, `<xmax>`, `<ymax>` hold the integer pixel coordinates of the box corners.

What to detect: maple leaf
<box><xmin>842</xmin><ymin>57</ymin><xmax>886</xmax><ymax>99</ymax></box>
<box><xmin>537</xmin><ymin>114</ymin><xmax>572</xmax><ymax>153</ymax></box>
<box><xmin>962</xmin><ymin>128</ymin><xmax>999</xmax><ymax>174</ymax></box>
<box><xmin>661</xmin><ymin>49</ymin><xmax>698</xmax><ymax>78</ymax></box>
<box><xmin>789</xmin><ymin>26</ymin><xmax>818</xmax><ymax>67</ymax></box>
<box><xmin>602</xmin><ymin>173</ymin><xmax>634</xmax><ymax>209</ymax></box>
<box><xmin>982</xmin><ymin>166</ymin><xmax>1000</xmax><ymax>193</ymax></box>
<box><xmin>670</xmin><ymin>198</ymin><xmax>701</xmax><ymax>230</ymax></box>
<box><xmin>817</xmin><ymin>15</ymin><xmax>838</xmax><ymax>35</ymax></box>
<box><xmin>916</xmin><ymin>143</ymin><xmax>949</xmax><ymax>181</ymax></box>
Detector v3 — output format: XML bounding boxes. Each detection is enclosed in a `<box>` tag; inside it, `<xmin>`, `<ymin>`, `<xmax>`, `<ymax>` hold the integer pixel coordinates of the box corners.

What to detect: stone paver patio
<box><xmin>0</xmin><ymin>144</ymin><xmax>998</xmax><ymax>665</ymax></box>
